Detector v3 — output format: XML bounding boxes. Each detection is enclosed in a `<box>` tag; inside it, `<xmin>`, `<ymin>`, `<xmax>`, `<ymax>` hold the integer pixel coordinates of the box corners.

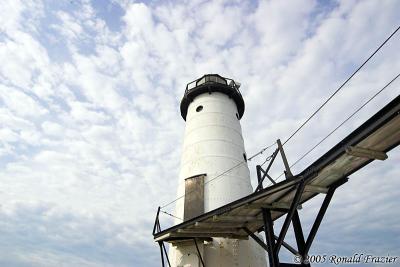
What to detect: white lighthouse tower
<box><xmin>169</xmin><ymin>74</ymin><xmax>266</xmax><ymax>266</ymax></box>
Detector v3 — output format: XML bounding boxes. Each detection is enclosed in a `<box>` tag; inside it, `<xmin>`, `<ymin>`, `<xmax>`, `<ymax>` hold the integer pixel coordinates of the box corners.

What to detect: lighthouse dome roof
<box><xmin>180</xmin><ymin>74</ymin><xmax>245</xmax><ymax>120</ymax></box>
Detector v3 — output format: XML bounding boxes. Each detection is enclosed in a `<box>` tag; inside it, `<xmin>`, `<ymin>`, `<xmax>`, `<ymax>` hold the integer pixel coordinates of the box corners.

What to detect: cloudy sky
<box><xmin>0</xmin><ymin>0</ymin><xmax>399</xmax><ymax>266</ymax></box>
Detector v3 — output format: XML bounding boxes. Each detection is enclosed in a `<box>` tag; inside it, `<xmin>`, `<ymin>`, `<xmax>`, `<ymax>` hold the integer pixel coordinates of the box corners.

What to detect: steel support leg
<box><xmin>274</xmin><ymin>235</ymin><xmax>299</xmax><ymax>256</ymax></box>
<box><xmin>262</xmin><ymin>208</ymin><xmax>279</xmax><ymax>267</ymax></box>
<box><xmin>275</xmin><ymin>181</ymin><xmax>305</xmax><ymax>255</ymax></box>
<box><xmin>159</xmin><ymin>242</ymin><xmax>165</xmax><ymax>267</ymax></box>
<box><xmin>303</xmin><ymin>178</ymin><xmax>348</xmax><ymax>257</ymax></box>
<box><xmin>243</xmin><ymin>227</ymin><xmax>269</xmax><ymax>251</ymax></box>
<box><xmin>161</xmin><ymin>242</ymin><xmax>171</xmax><ymax>267</ymax></box>
<box><xmin>303</xmin><ymin>189</ymin><xmax>334</xmax><ymax>258</ymax></box>
<box><xmin>193</xmin><ymin>238</ymin><xmax>205</xmax><ymax>267</ymax></box>
<box><xmin>292</xmin><ymin>210</ymin><xmax>306</xmax><ymax>256</ymax></box>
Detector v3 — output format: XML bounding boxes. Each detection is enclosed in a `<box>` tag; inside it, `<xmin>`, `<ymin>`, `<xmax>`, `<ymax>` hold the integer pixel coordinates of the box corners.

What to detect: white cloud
<box><xmin>251</xmin><ymin>0</ymin><xmax>317</xmax><ymax>66</ymax></box>
<box><xmin>0</xmin><ymin>85</ymin><xmax>48</xmax><ymax>117</ymax></box>
<box><xmin>55</xmin><ymin>11</ymin><xmax>84</xmax><ymax>41</ymax></box>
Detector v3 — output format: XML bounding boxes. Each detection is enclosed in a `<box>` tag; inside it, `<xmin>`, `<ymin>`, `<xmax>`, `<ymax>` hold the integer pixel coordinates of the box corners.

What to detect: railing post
<box><xmin>153</xmin><ymin>207</ymin><xmax>161</xmax><ymax>235</ymax></box>
<box><xmin>277</xmin><ymin>139</ymin><xmax>293</xmax><ymax>178</ymax></box>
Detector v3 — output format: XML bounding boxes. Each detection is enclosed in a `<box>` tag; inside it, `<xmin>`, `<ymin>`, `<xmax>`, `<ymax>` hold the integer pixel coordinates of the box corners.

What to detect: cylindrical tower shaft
<box><xmin>169</xmin><ymin>74</ymin><xmax>266</xmax><ymax>266</ymax></box>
